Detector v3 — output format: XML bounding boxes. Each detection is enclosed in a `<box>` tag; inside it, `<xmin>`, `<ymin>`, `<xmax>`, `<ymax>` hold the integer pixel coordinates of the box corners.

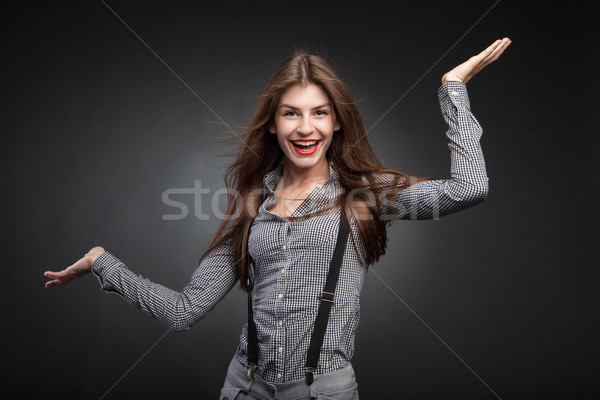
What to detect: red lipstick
<box><xmin>290</xmin><ymin>140</ymin><xmax>321</xmax><ymax>155</ymax></box>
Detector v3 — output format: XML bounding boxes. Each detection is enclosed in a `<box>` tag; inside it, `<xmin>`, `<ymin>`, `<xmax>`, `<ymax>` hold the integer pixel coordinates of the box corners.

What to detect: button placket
<box><xmin>274</xmin><ymin>221</ymin><xmax>289</xmax><ymax>377</ymax></box>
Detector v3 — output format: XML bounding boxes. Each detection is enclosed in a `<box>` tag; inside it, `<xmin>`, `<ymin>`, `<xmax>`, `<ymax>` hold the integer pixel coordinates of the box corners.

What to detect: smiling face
<box><xmin>269</xmin><ymin>83</ymin><xmax>340</xmax><ymax>174</ymax></box>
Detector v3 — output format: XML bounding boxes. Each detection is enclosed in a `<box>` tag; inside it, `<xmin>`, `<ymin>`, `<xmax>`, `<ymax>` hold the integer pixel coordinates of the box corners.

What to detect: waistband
<box><xmin>226</xmin><ymin>356</ymin><xmax>357</xmax><ymax>399</ymax></box>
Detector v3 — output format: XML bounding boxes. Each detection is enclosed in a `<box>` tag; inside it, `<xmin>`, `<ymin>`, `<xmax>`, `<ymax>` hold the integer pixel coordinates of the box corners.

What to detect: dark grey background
<box><xmin>4</xmin><ymin>1</ymin><xmax>598</xmax><ymax>399</ymax></box>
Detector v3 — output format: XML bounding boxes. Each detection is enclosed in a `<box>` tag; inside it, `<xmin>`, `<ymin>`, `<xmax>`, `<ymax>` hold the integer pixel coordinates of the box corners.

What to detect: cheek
<box><xmin>319</xmin><ymin>120</ymin><xmax>336</xmax><ymax>140</ymax></box>
<box><xmin>324</xmin><ymin>134</ymin><xmax>335</xmax><ymax>150</ymax></box>
<box><xmin>319</xmin><ymin>132</ymin><xmax>335</xmax><ymax>153</ymax></box>
<box><xmin>273</xmin><ymin>119</ymin><xmax>294</xmax><ymax>136</ymax></box>
<box><xmin>274</xmin><ymin>125</ymin><xmax>291</xmax><ymax>149</ymax></box>
<box><xmin>275</xmin><ymin>133</ymin><xmax>287</xmax><ymax>150</ymax></box>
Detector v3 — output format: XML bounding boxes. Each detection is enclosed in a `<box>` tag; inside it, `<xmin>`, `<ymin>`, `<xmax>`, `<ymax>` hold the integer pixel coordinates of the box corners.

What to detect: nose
<box><xmin>297</xmin><ymin>116</ymin><xmax>314</xmax><ymax>136</ymax></box>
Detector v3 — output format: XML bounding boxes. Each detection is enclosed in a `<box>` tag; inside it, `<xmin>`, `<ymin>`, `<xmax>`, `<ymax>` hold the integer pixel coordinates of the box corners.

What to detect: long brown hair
<box><xmin>199</xmin><ymin>51</ymin><xmax>430</xmax><ymax>291</ymax></box>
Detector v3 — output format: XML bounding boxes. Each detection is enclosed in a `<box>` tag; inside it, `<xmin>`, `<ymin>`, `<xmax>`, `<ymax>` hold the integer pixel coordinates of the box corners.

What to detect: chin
<box><xmin>286</xmin><ymin>153</ymin><xmax>324</xmax><ymax>168</ymax></box>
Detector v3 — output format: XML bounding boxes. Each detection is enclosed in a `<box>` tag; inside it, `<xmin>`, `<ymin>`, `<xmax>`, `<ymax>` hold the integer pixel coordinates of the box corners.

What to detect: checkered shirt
<box><xmin>92</xmin><ymin>81</ymin><xmax>488</xmax><ymax>383</ymax></box>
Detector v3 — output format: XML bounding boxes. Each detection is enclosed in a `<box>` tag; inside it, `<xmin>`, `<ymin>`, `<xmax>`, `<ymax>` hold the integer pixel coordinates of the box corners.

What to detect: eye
<box><xmin>315</xmin><ymin>110</ymin><xmax>328</xmax><ymax>116</ymax></box>
<box><xmin>283</xmin><ymin>110</ymin><xmax>297</xmax><ymax>116</ymax></box>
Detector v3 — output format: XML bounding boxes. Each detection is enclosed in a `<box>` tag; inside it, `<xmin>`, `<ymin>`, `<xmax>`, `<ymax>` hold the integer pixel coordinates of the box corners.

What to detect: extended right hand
<box><xmin>44</xmin><ymin>246</ymin><xmax>105</xmax><ymax>288</ymax></box>
<box><xmin>441</xmin><ymin>37</ymin><xmax>511</xmax><ymax>85</ymax></box>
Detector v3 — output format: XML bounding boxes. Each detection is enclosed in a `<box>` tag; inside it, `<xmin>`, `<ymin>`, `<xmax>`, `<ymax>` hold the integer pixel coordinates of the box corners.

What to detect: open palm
<box><xmin>44</xmin><ymin>246</ymin><xmax>105</xmax><ymax>288</ymax></box>
<box><xmin>442</xmin><ymin>38</ymin><xmax>511</xmax><ymax>85</ymax></box>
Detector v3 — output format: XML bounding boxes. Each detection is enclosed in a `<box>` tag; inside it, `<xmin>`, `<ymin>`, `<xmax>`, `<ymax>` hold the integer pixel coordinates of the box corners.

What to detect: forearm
<box><xmin>392</xmin><ymin>81</ymin><xmax>489</xmax><ymax>220</ymax></box>
<box><xmin>92</xmin><ymin>249</ymin><xmax>238</xmax><ymax>332</ymax></box>
<box><xmin>439</xmin><ymin>80</ymin><xmax>489</xmax><ymax>199</ymax></box>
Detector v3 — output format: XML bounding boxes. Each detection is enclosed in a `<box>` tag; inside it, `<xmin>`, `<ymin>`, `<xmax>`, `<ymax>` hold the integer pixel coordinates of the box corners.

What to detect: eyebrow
<box><xmin>278</xmin><ymin>103</ymin><xmax>332</xmax><ymax>110</ymax></box>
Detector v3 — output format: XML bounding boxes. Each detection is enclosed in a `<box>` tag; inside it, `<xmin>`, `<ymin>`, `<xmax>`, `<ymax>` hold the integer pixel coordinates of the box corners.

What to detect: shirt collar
<box><xmin>262</xmin><ymin>160</ymin><xmax>339</xmax><ymax>196</ymax></box>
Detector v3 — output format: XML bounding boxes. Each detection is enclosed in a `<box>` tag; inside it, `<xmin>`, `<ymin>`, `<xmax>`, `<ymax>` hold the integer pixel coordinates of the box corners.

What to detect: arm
<box><xmin>44</xmin><ymin>242</ymin><xmax>239</xmax><ymax>332</ymax></box>
<box><xmin>392</xmin><ymin>81</ymin><xmax>488</xmax><ymax>220</ymax></box>
<box><xmin>391</xmin><ymin>38</ymin><xmax>511</xmax><ymax>220</ymax></box>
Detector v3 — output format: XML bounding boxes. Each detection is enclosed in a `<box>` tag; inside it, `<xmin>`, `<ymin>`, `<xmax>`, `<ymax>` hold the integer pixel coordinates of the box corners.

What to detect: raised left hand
<box><xmin>442</xmin><ymin>37</ymin><xmax>511</xmax><ymax>85</ymax></box>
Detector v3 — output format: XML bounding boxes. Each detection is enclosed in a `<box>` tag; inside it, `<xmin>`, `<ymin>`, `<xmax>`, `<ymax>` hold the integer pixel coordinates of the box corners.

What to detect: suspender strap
<box><xmin>304</xmin><ymin>208</ymin><xmax>349</xmax><ymax>385</ymax></box>
<box><xmin>246</xmin><ymin>251</ymin><xmax>258</xmax><ymax>381</ymax></box>
<box><xmin>246</xmin><ymin>208</ymin><xmax>350</xmax><ymax>385</ymax></box>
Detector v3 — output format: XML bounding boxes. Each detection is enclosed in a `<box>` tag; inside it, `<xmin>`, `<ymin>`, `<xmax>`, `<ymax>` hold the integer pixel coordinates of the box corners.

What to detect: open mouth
<box><xmin>290</xmin><ymin>139</ymin><xmax>321</xmax><ymax>155</ymax></box>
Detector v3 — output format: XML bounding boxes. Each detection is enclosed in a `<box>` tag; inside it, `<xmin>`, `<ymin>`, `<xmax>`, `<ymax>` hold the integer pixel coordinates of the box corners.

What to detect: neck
<box><xmin>280</xmin><ymin>158</ymin><xmax>330</xmax><ymax>191</ymax></box>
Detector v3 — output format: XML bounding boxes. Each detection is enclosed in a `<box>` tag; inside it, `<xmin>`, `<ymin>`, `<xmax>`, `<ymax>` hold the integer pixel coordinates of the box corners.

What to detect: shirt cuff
<box><xmin>438</xmin><ymin>80</ymin><xmax>471</xmax><ymax>114</ymax></box>
<box><xmin>91</xmin><ymin>251</ymin><xmax>125</xmax><ymax>292</ymax></box>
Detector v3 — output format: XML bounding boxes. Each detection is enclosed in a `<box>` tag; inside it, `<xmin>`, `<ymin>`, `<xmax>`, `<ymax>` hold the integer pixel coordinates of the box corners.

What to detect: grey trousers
<box><xmin>219</xmin><ymin>355</ymin><xmax>360</xmax><ymax>400</ymax></box>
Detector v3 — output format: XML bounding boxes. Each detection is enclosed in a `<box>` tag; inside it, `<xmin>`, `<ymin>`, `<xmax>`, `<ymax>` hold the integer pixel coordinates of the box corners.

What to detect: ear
<box><xmin>268</xmin><ymin>123</ymin><xmax>276</xmax><ymax>134</ymax></box>
<box><xmin>334</xmin><ymin>119</ymin><xmax>341</xmax><ymax>132</ymax></box>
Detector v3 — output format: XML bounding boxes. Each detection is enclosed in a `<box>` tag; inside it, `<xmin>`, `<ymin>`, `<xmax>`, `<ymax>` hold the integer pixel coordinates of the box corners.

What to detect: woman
<box><xmin>44</xmin><ymin>38</ymin><xmax>511</xmax><ymax>399</ymax></box>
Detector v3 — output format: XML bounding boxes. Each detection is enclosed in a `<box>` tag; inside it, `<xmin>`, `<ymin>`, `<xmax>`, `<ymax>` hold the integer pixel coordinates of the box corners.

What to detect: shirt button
<box><xmin>278</xmin><ymin>346</ymin><xmax>283</xmax><ymax>353</ymax></box>
<box><xmin>277</xmin><ymin>293</ymin><xmax>283</xmax><ymax>299</ymax></box>
<box><xmin>282</xmin><ymin>245</ymin><xmax>287</xmax><ymax>250</ymax></box>
<box><xmin>451</xmin><ymin>90</ymin><xmax>459</xmax><ymax>96</ymax></box>
<box><xmin>277</xmin><ymin>373</ymin><xmax>282</xmax><ymax>379</ymax></box>
<box><xmin>281</xmin><ymin>268</ymin><xmax>286</xmax><ymax>273</ymax></box>
<box><xmin>278</xmin><ymin>320</ymin><xmax>283</xmax><ymax>326</ymax></box>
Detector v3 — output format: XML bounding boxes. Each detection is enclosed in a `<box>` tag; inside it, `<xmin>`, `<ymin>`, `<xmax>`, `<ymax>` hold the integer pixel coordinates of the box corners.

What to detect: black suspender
<box><xmin>246</xmin><ymin>251</ymin><xmax>259</xmax><ymax>381</ymax></box>
<box><xmin>246</xmin><ymin>208</ymin><xmax>350</xmax><ymax>385</ymax></box>
<box><xmin>304</xmin><ymin>208</ymin><xmax>350</xmax><ymax>384</ymax></box>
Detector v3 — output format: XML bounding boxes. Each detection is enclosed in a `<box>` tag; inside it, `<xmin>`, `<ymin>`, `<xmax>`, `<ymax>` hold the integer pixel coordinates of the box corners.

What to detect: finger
<box><xmin>481</xmin><ymin>38</ymin><xmax>510</xmax><ymax>60</ymax></box>
<box><xmin>45</xmin><ymin>279</ymin><xmax>62</xmax><ymax>288</ymax></box>
<box><xmin>44</xmin><ymin>270</ymin><xmax>67</xmax><ymax>279</ymax></box>
<box><xmin>463</xmin><ymin>44</ymin><xmax>506</xmax><ymax>81</ymax></box>
<box><xmin>473</xmin><ymin>39</ymin><xmax>503</xmax><ymax>61</ymax></box>
<box><xmin>480</xmin><ymin>39</ymin><xmax>511</xmax><ymax>67</ymax></box>
<box><xmin>479</xmin><ymin>42</ymin><xmax>505</xmax><ymax>64</ymax></box>
<box><xmin>490</xmin><ymin>39</ymin><xmax>511</xmax><ymax>61</ymax></box>
<box><xmin>488</xmin><ymin>38</ymin><xmax>510</xmax><ymax>57</ymax></box>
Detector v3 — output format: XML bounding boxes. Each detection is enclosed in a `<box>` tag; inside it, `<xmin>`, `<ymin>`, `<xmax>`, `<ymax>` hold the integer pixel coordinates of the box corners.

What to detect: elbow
<box><xmin>168</xmin><ymin>298</ymin><xmax>209</xmax><ymax>332</ymax></box>
<box><xmin>170</xmin><ymin>313</ymin><xmax>201</xmax><ymax>332</ymax></box>
<box><xmin>448</xmin><ymin>179</ymin><xmax>489</xmax><ymax>205</ymax></box>
<box><xmin>469</xmin><ymin>180</ymin><xmax>489</xmax><ymax>204</ymax></box>
<box><xmin>161</xmin><ymin>313</ymin><xmax>194</xmax><ymax>332</ymax></box>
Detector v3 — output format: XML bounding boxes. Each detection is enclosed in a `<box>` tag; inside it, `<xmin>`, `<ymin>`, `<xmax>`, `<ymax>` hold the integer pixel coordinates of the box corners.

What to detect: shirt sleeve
<box><xmin>90</xmin><ymin>239</ymin><xmax>239</xmax><ymax>332</ymax></box>
<box><xmin>390</xmin><ymin>80</ymin><xmax>489</xmax><ymax>220</ymax></box>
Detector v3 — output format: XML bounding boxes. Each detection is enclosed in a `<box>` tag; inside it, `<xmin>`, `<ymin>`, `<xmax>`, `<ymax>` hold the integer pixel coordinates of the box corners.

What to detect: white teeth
<box><xmin>292</xmin><ymin>140</ymin><xmax>318</xmax><ymax>146</ymax></box>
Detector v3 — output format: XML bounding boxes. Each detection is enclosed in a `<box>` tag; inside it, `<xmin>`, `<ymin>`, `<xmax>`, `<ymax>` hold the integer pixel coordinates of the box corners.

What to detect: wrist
<box><xmin>442</xmin><ymin>74</ymin><xmax>464</xmax><ymax>85</ymax></box>
<box><xmin>86</xmin><ymin>246</ymin><xmax>106</xmax><ymax>266</ymax></box>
